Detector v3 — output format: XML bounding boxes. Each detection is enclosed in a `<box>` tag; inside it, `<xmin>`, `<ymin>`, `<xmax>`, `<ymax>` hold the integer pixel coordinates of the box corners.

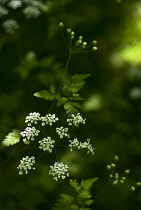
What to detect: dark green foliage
<box><xmin>34</xmin><ymin>74</ymin><xmax>90</xmax><ymax>115</ymax></box>
<box><xmin>53</xmin><ymin>178</ymin><xmax>97</xmax><ymax>210</ymax></box>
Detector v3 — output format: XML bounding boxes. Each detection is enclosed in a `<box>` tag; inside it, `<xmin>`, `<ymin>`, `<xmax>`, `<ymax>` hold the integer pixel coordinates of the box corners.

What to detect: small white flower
<box><xmin>25</xmin><ymin>112</ymin><xmax>41</xmax><ymax>126</ymax></box>
<box><xmin>49</xmin><ymin>162</ymin><xmax>69</xmax><ymax>181</ymax></box>
<box><xmin>39</xmin><ymin>137</ymin><xmax>55</xmax><ymax>153</ymax></box>
<box><xmin>67</xmin><ymin>113</ymin><xmax>86</xmax><ymax>127</ymax></box>
<box><xmin>17</xmin><ymin>156</ymin><xmax>35</xmax><ymax>175</ymax></box>
<box><xmin>20</xmin><ymin>126</ymin><xmax>40</xmax><ymax>142</ymax></box>
<box><xmin>56</xmin><ymin>127</ymin><xmax>70</xmax><ymax>138</ymax></box>
<box><xmin>41</xmin><ymin>114</ymin><xmax>59</xmax><ymax>126</ymax></box>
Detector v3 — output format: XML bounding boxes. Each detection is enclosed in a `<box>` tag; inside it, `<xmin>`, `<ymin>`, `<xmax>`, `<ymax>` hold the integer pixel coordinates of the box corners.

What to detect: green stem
<box><xmin>58</xmin><ymin>51</ymin><xmax>72</xmax><ymax>93</ymax></box>
<box><xmin>37</xmin><ymin>123</ymin><xmax>47</xmax><ymax>137</ymax></box>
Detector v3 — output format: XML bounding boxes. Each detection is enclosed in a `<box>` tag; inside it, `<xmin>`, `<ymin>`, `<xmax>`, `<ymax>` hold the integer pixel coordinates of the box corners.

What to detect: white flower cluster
<box><xmin>49</xmin><ymin>162</ymin><xmax>69</xmax><ymax>181</ymax></box>
<box><xmin>23</xmin><ymin>5</ymin><xmax>41</xmax><ymax>19</ymax></box>
<box><xmin>41</xmin><ymin>114</ymin><xmax>59</xmax><ymax>126</ymax></box>
<box><xmin>56</xmin><ymin>127</ymin><xmax>70</xmax><ymax>138</ymax></box>
<box><xmin>39</xmin><ymin>137</ymin><xmax>55</xmax><ymax>153</ymax></box>
<box><xmin>0</xmin><ymin>0</ymin><xmax>44</xmax><ymax>33</ymax></box>
<box><xmin>20</xmin><ymin>126</ymin><xmax>40</xmax><ymax>142</ymax></box>
<box><xmin>17</xmin><ymin>156</ymin><xmax>35</xmax><ymax>175</ymax></box>
<box><xmin>2</xmin><ymin>19</ymin><xmax>19</xmax><ymax>33</ymax></box>
<box><xmin>67</xmin><ymin>113</ymin><xmax>86</xmax><ymax>127</ymax></box>
<box><xmin>8</xmin><ymin>0</ymin><xmax>22</xmax><ymax>9</ymax></box>
<box><xmin>0</xmin><ymin>5</ymin><xmax>8</xmax><ymax>17</ymax></box>
<box><xmin>69</xmin><ymin>138</ymin><xmax>95</xmax><ymax>155</ymax></box>
<box><xmin>25</xmin><ymin>112</ymin><xmax>41</xmax><ymax>126</ymax></box>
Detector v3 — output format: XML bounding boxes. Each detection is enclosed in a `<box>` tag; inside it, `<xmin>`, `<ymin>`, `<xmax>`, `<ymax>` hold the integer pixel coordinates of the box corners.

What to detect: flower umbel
<box><xmin>69</xmin><ymin>138</ymin><xmax>95</xmax><ymax>155</ymax></box>
<box><xmin>67</xmin><ymin>113</ymin><xmax>86</xmax><ymax>127</ymax></box>
<box><xmin>56</xmin><ymin>127</ymin><xmax>70</xmax><ymax>138</ymax></box>
<box><xmin>25</xmin><ymin>112</ymin><xmax>41</xmax><ymax>126</ymax></box>
<box><xmin>8</xmin><ymin>0</ymin><xmax>22</xmax><ymax>9</ymax></box>
<box><xmin>2</xmin><ymin>19</ymin><xmax>19</xmax><ymax>33</ymax></box>
<box><xmin>20</xmin><ymin>126</ymin><xmax>40</xmax><ymax>142</ymax></box>
<box><xmin>39</xmin><ymin>137</ymin><xmax>55</xmax><ymax>153</ymax></box>
<box><xmin>17</xmin><ymin>156</ymin><xmax>35</xmax><ymax>175</ymax></box>
<box><xmin>49</xmin><ymin>162</ymin><xmax>69</xmax><ymax>181</ymax></box>
<box><xmin>41</xmin><ymin>114</ymin><xmax>59</xmax><ymax>126</ymax></box>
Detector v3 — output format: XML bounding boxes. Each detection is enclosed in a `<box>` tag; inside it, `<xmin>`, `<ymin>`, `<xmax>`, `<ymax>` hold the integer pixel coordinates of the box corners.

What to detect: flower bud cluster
<box><xmin>67</xmin><ymin>113</ymin><xmax>86</xmax><ymax>127</ymax></box>
<box><xmin>58</xmin><ymin>22</ymin><xmax>98</xmax><ymax>53</ymax></box>
<box><xmin>131</xmin><ymin>182</ymin><xmax>141</xmax><ymax>191</ymax></box>
<box><xmin>56</xmin><ymin>127</ymin><xmax>70</xmax><ymax>138</ymax></box>
<box><xmin>20</xmin><ymin>126</ymin><xmax>40</xmax><ymax>142</ymax></box>
<box><xmin>39</xmin><ymin>137</ymin><xmax>55</xmax><ymax>153</ymax></box>
<box><xmin>67</xmin><ymin>28</ymin><xmax>75</xmax><ymax>39</ymax></box>
<box><xmin>75</xmin><ymin>36</ymin><xmax>83</xmax><ymax>46</ymax></box>
<box><xmin>107</xmin><ymin>156</ymin><xmax>131</xmax><ymax>185</ymax></box>
<box><xmin>17</xmin><ymin>156</ymin><xmax>35</xmax><ymax>175</ymax></box>
<box><xmin>49</xmin><ymin>162</ymin><xmax>69</xmax><ymax>181</ymax></box>
<box><xmin>69</xmin><ymin>138</ymin><xmax>95</xmax><ymax>155</ymax></box>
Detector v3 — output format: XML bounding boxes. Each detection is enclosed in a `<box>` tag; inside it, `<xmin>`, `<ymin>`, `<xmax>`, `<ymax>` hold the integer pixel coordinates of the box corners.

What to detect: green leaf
<box><xmin>34</xmin><ymin>90</ymin><xmax>54</xmax><ymax>101</ymax></box>
<box><xmin>64</xmin><ymin>102</ymin><xmax>79</xmax><ymax>115</ymax></box>
<box><xmin>2</xmin><ymin>129</ymin><xmax>20</xmax><ymax>147</ymax></box>
<box><xmin>72</xmin><ymin>74</ymin><xmax>91</xmax><ymax>82</ymax></box>
<box><xmin>60</xmin><ymin>194</ymin><xmax>74</xmax><ymax>203</ymax></box>
<box><xmin>81</xmin><ymin>178</ymin><xmax>98</xmax><ymax>191</ymax></box>
<box><xmin>69</xmin><ymin>96</ymin><xmax>85</xmax><ymax>101</ymax></box>
<box><xmin>57</xmin><ymin>97</ymin><xmax>68</xmax><ymax>106</ymax></box>
<box><xmin>70</xmin><ymin>102</ymin><xmax>81</xmax><ymax>108</ymax></box>
<box><xmin>55</xmin><ymin>93</ymin><xmax>61</xmax><ymax>99</ymax></box>
<box><xmin>52</xmin><ymin>194</ymin><xmax>74</xmax><ymax>210</ymax></box>
<box><xmin>50</xmin><ymin>85</ymin><xmax>56</xmax><ymax>94</ymax></box>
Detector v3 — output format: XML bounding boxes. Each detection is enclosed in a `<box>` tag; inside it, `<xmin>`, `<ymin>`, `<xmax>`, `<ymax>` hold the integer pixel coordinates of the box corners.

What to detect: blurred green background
<box><xmin>0</xmin><ymin>0</ymin><xmax>141</xmax><ymax>209</ymax></box>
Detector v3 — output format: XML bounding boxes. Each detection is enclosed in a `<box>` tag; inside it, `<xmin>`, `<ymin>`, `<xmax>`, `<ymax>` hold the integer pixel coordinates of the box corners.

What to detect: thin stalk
<box><xmin>58</xmin><ymin>51</ymin><xmax>72</xmax><ymax>93</ymax></box>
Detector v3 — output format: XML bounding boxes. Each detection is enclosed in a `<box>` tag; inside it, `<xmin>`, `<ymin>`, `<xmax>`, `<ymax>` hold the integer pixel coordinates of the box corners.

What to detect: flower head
<box><xmin>8</xmin><ymin>0</ymin><xmax>22</xmax><ymax>9</ymax></box>
<box><xmin>69</xmin><ymin>138</ymin><xmax>95</xmax><ymax>155</ymax></box>
<box><xmin>20</xmin><ymin>126</ymin><xmax>40</xmax><ymax>142</ymax></box>
<box><xmin>2</xmin><ymin>19</ymin><xmax>19</xmax><ymax>33</ymax></box>
<box><xmin>56</xmin><ymin>127</ymin><xmax>70</xmax><ymax>138</ymax></box>
<box><xmin>25</xmin><ymin>112</ymin><xmax>41</xmax><ymax>126</ymax></box>
<box><xmin>49</xmin><ymin>162</ymin><xmax>69</xmax><ymax>181</ymax></box>
<box><xmin>0</xmin><ymin>6</ymin><xmax>8</xmax><ymax>17</ymax></box>
<box><xmin>41</xmin><ymin>114</ymin><xmax>59</xmax><ymax>126</ymax></box>
<box><xmin>67</xmin><ymin>113</ymin><xmax>86</xmax><ymax>127</ymax></box>
<box><xmin>17</xmin><ymin>156</ymin><xmax>35</xmax><ymax>175</ymax></box>
<box><xmin>23</xmin><ymin>6</ymin><xmax>41</xmax><ymax>18</ymax></box>
<box><xmin>39</xmin><ymin>137</ymin><xmax>55</xmax><ymax>153</ymax></box>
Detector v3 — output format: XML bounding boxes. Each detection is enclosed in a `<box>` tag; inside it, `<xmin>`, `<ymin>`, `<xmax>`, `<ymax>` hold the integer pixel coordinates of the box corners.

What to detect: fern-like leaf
<box><xmin>2</xmin><ymin>129</ymin><xmax>20</xmax><ymax>147</ymax></box>
<box><xmin>50</xmin><ymin>85</ymin><xmax>56</xmax><ymax>94</ymax></box>
<box><xmin>34</xmin><ymin>90</ymin><xmax>54</xmax><ymax>101</ymax></box>
<box><xmin>64</xmin><ymin>102</ymin><xmax>79</xmax><ymax>115</ymax></box>
<box><xmin>52</xmin><ymin>194</ymin><xmax>75</xmax><ymax>210</ymax></box>
<box><xmin>72</xmin><ymin>74</ymin><xmax>91</xmax><ymax>82</ymax></box>
<box><xmin>57</xmin><ymin>97</ymin><xmax>68</xmax><ymax>106</ymax></box>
